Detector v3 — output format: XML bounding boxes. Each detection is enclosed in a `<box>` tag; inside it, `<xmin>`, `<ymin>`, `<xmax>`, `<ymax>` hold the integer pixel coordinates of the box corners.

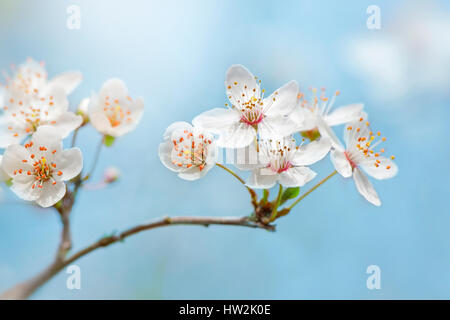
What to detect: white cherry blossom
<box><xmin>159</xmin><ymin>122</ymin><xmax>217</xmax><ymax>181</ymax></box>
<box><xmin>0</xmin><ymin>59</ymin><xmax>83</xmax><ymax>148</ymax></box>
<box><xmin>1</xmin><ymin>126</ymin><xmax>83</xmax><ymax>207</ymax></box>
<box><xmin>193</xmin><ymin>65</ymin><xmax>300</xmax><ymax>148</ymax></box>
<box><xmin>292</xmin><ymin>88</ymin><xmax>363</xmax><ymax>147</ymax></box>
<box><xmin>330</xmin><ymin>116</ymin><xmax>398</xmax><ymax>206</ymax></box>
<box><xmin>88</xmin><ymin>79</ymin><xmax>144</xmax><ymax>137</ymax></box>
<box><xmin>4</xmin><ymin>58</ymin><xmax>82</xmax><ymax>95</ymax></box>
<box><xmin>240</xmin><ymin>136</ymin><xmax>331</xmax><ymax>189</ymax></box>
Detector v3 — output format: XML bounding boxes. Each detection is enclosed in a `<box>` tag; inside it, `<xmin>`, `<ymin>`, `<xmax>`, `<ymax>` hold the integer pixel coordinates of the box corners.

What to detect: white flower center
<box><xmin>299</xmin><ymin>88</ymin><xmax>340</xmax><ymax>117</ymax></box>
<box><xmin>5</xmin><ymin>92</ymin><xmax>56</xmax><ymax>136</ymax></box>
<box><xmin>102</xmin><ymin>96</ymin><xmax>134</xmax><ymax>127</ymax></box>
<box><xmin>238</xmin><ymin>96</ymin><xmax>265</xmax><ymax>127</ymax></box>
<box><xmin>227</xmin><ymin>80</ymin><xmax>268</xmax><ymax>127</ymax></box>
<box><xmin>12</xmin><ymin>142</ymin><xmax>63</xmax><ymax>189</ymax></box>
<box><xmin>346</xmin><ymin>117</ymin><xmax>395</xmax><ymax>170</ymax></box>
<box><xmin>171</xmin><ymin>130</ymin><xmax>213</xmax><ymax>171</ymax></box>
<box><xmin>262</xmin><ymin>138</ymin><xmax>300</xmax><ymax>174</ymax></box>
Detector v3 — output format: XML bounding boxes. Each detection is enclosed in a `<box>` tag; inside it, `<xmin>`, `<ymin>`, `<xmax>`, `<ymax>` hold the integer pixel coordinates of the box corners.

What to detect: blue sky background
<box><xmin>0</xmin><ymin>0</ymin><xmax>449</xmax><ymax>299</ymax></box>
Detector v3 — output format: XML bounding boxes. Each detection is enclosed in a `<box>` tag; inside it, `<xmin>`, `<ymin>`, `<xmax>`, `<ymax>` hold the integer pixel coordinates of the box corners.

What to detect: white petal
<box><xmin>35</xmin><ymin>181</ymin><xmax>66</xmax><ymax>208</ymax></box>
<box><xmin>178</xmin><ymin>163</ymin><xmax>214</xmax><ymax>181</ymax></box>
<box><xmin>0</xmin><ymin>126</ymin><xmax>26</xmax><ymax>148</ymax></box>
<box><xmin>163</xmin><ymin>121</ymin><xmax>193</xmax><ymax>140</ymax></box>
<box><xmin>29</xmin><ymin>126</ymin><xmax>63</xmax><ymax>159</ymax></box>
<box><xmin>90</xmin><ymin>112</ymin><xmax>112</xmax><ymax>136</ymax></box>
<box><xmin>360</xmin><ymin>156</ymin><xmax>398</xmax><ymax>180</ymax></box>
<box><xmin>105</xmin><ymin>97</ymin><xmax>144</xmax><ymax>137</ymax></box>
<box><xmin>263</xmin><ymin>80</ymin><xmax>299</xmax><ymax>116</ymax></box>
<box><xmin>56</xmin><ymin>148</ymin><xmax>83</xmax><ymax>181</ymax></box>
<box><xmin>50</xmin><ymin>112</ymin><xmax>82</xmax><ymax>138</ymax></box>
<box><xmin>279</xmin><ymin>166</ymin><xmax>316</xmax><ymax>187</ymax></box>
<box><xmin>330</xmin><ymin>149</ymin><xmax>352</xmax><ymax>178</ymax></box>
<box><xmin>192</xmin><ymin>108</ymin><xmax>240</xmax><ymax>134</ymax></box>
<box><xmin>11</xmin><ymin>178</ymin><xmax>40</xmax><ymax>201</ymax></box>
<box><xmin>291</xmin><ymin>107</ymin><xmax>317</xmax><ymax>132</ymax></box>
<box><xmin>1</xmin><ymin>145</ymin><xmax>33</xmax><ymax>179</ymax></box>
<box><xmin>158</xmin><ymin>140</ymin><xmax>181</xmax><ymax>172</ymax></box>
<box><xmin>0</xmin><ymin>112</ymin><xmax>29</xmax><ymax>148</ymax></box>
<box><xmin>291</xmin><ymin>138</ymin><xmax>331</xmax><ymax>166</ymax></box>
<box><xmin>3</xmin><ymin>143</ymin><xmax>39</xmax><ymax>201</ymax></box>
<box><xmin>49</xmin><ymin>71</ymin><xmax>82</xmax><ymax>94</ymax></box>
<box><xmin>353</xmin><ymin>167</ymin><xmax>381</xmax><ymax>206</ymax></box>
<box><xmin>258</xmin><ymin>115</ymin><xmax>298</xmax><ymax>140</ymax></box>
<box><xmin>323</xmin><ymin>103</ymin><xmax>364</xmax><ymax>126</ymax></box>
<box><xmin>99</xmin><ymin>78</ymin><xmax>128</xmax><ymax>101</ymax></box>
<box><xmin>225</xmin><ymin>65</ymin><xmax>260</xmax><ymax>105</ymax></box>
<box><xmin>245</xmin><ymin>169</ymin><xmax>278</xmax><ymax>189</ymax></box>
<box><xmin>17</xmin><ymin>58</ymin><xmax>47</xmax><ymax>81</ymax></box>
<box><xmin>344</xmin><ymin>116</ymin><xmax>370</xmax><ymax>148</ymax></box>
<box><xmin>316</xmin><ymin>117</ymin><xmax>345</xmax><ymax>151</ymax></box>
<box><xmin>42</xmin><ymin>85</ymin><xmax>70</xmax><ymax>115</ymax></box>
<box><xmin>0</xmin><ymin>155</ymin><xmax>9</xmax><ymax>181</ymax></box>
<box><xmin>216</xmin><ymin>122</ymin><xmax>255</xmax><ymax>148</ymax></box>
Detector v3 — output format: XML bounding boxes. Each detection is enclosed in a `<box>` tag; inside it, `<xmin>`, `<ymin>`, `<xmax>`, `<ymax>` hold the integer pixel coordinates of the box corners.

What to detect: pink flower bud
<box><xmin>103</xmin><ymin>166</ymin><xmax>120</xmax><ymax>184</ymax></box>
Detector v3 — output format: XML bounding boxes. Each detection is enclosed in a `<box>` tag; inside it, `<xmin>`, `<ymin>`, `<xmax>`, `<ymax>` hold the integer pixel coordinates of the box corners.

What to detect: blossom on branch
<box><xmin>193</xmin><ymin>65</ymin><xmax>300</xmax><ymax>148</ymax></box>
<box><xmin>88</xmin><ymin>79</ymin><xmax>144</xmax><ymax>137</ymax></box>
<box><xmin>1</xmin><ymin>126</ymin><xmax>83</xmax><ymax>207</ymax></box>
<box><xmin>159</xmin><ymin>121</ymin><xmax>217</xmax><ymax>181</ymax></box>
<box><xmin>239</xmin><ymin>136</ymin><xmax>331</xmax><ymax>189</ymax></box>
<box><xmin>291</xmin><ymin>88</ymin><xmax>363</xmax><ymax>146</ymax></box>
<box><xmin>4</xmin><ymin>58</ymin><xmax>82</xmax><ymax>96</ymax></box>
<box><xmin>0</xmin><ymin>59</ymin><xmax>83</xmax><ymax>148</ymax></box>
<box><xmin>329</xmin><ymin>117</ymin><xmax>398</xmax><ymax>206</ymax></box>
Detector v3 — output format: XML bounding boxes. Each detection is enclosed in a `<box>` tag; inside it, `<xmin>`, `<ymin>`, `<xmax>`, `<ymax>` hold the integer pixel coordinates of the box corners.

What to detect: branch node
<box><xmin>163</xmin><ymin>216</ymin><xmax>172</xmax><ymax>224</ymax></box>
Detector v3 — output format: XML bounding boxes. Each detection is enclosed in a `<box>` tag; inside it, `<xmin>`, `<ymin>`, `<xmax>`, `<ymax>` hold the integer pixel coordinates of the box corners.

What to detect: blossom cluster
<box><xmin>0</xmin><ymin>60</ymin><xmax>397</xmax><ymax>209</ymax></box>
<box><xmin>0</xmin><ymin>59</ymin><xmax>144</xmax><ymax>207</ymax></box>
<box><xmin>159</xmin><ymin>65</ymin><xmax>398</xmax><ymax>206</ymax></box>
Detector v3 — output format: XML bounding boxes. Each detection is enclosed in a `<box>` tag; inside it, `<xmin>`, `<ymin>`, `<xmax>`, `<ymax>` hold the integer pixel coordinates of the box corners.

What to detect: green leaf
<box><xmin>280</xmin><ymin>187</ymin><xmax>300</xmax><ymax>205</ymax></box>
<box><xmin>5</xmin><ymin>178</ymin><xmax>13</xmax><ymax>187</ymax></box>
<box><xmin>104</xmin><ymin>135</ymin><xmax>115</xmax><ymax>147</ymax></box>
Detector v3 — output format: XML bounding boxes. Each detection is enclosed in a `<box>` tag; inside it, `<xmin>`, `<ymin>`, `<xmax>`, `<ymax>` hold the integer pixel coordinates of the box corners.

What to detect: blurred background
<box><xmin>0</xmin><ymin>0</ymin><xmax>449</xmax><ymax>299</ymax></box>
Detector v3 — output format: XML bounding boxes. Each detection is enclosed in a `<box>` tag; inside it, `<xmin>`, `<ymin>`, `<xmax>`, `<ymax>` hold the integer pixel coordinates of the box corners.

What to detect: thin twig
<box><xmin>0</xmin><ymin>215</ymin><xmax>274</xmax><ymax>300</ymax></box>
<box><xmin>216</xmin><ymin>163</ymin><xmax>246</xmax><ymax>184</ymax></box>
<box><xmin>216</xmin><ymin>163</ymin><xmax>257</xmax><ymax>205</ymax></box>
<box><xmin>83</xmin><ymin>136</ymin><xmax>104</xmax><ymax>181</ymax></box>
<box><xmin>288</xmin><ymin>170</ymin><xmax>337</xmax><ymax>210</ymax></box>
<box><xmin>57</xmin><ymin>209</ymin><xmax>72</xmax><ymax>259</ymax></box>
<box><xmin>270</xmin><ymin>184</ymin><xmax>283</xmax><ymax>221</ymax></box>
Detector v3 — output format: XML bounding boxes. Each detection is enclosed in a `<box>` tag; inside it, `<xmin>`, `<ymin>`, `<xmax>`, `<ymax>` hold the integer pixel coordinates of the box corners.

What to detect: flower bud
<box><xmin>103</xmin><ymin>166</ymin><xmax>120</xmax><ymax>184</ymax></box>
<box><xmin>77</xmin><ymin>98</ymin><xmax>89</xmax><ymax>114</ymax></box>
<box><xmin>77</xmin><ymin>98</ymin><xmax>90</xmax><ymax>124</ymax></box>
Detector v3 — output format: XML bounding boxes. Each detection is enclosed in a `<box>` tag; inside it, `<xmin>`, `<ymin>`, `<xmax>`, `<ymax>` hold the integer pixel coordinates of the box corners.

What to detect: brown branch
<box><xmin>55</xmin><ymin>207</ymin><xmax>72</xmax><ymax>259</ymax></box>
<box><xmin>0</xmin><ymin>215</ymin><xmax>274</xmax><ymax>300</ymax></box>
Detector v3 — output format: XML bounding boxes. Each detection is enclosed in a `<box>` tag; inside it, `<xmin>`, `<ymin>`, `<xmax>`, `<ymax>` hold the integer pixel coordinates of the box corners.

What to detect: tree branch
<box><xmin>57</xmin><ymin>210</ymin><xmax>72</xmax><ymax>258</ymax></box>
<box><xmin>0</xmin><ymin>215</ymin><xmax>274</xmax><ymax>300</ymax></box>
